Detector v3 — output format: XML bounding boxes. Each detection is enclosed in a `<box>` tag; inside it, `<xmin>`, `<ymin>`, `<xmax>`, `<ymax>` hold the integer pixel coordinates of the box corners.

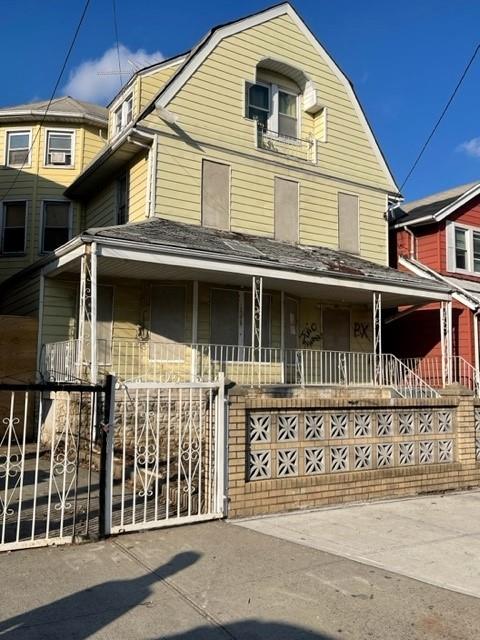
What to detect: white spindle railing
<box><xmin>41</xmin><ymin>339</ymin><xmax>444</xmax><ymax>397</ymax></box>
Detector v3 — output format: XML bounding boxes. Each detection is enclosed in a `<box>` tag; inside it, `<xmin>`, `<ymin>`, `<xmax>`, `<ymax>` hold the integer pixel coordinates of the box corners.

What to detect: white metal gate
<box><xmin>106</xmin><ymin>376</ymin><xmax>226</xmax><ymax>534</ymax></box>
<box><xmin>0</xmin><ymin>383</ymin><xmax>102</xmax><ymax>552</ymax></box>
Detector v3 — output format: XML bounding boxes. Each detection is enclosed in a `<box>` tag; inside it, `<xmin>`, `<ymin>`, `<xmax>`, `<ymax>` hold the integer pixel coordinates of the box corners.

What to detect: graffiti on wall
<box><xmin>299</xmin><ymin>322</ymin><xmax>322</xmax><ymax>347</ymax></box>
<box><xmin>353</xmin><ymin>321</ymin><xmax>370</xmax><ymax>340</ymax></box>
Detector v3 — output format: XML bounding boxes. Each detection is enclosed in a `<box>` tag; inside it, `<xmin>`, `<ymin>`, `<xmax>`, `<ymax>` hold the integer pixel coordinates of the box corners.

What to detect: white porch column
<box><xmin>440</xmin><ymin>300</ymin><xmax>452</xmax><ymax>386</ymax></box>
<box><xmin>78</xmin><ymin>244</ymin><xmax>98</xmax><ymax>384</ymax></box>
<box><xmin>474</xmin><ymin>312</ymin><xmax>480</xmax><ymax>395</ymax></box>
<box><xmin>252</xmin><ymin>276</ymin><xmax>263</xmax><ymax>385</ymax></box>
<box><xmin>191</xmin><ymin>280</ymin><xmax>199</xmax><ymax>380</ymax></box>
<box><xmin>373</xmin><ymin>292</ymin><xmax>382</xmax><ymax>385</ymax></box>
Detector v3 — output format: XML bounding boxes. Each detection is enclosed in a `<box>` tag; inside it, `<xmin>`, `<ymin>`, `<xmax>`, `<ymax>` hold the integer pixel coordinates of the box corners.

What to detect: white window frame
<box><xmin>246</xmin><ymin>81</ymin><xmax>300</xmax><ymax>139</ymax></box>
<box><xmin>44</xmin><ymin>128</ymin><xmax>75</xmax><ymax>168</ymax></box>
<box><xmin>114</xmin><ymin>94</ymin><xmax>133</xmax><ymax>136</ymax></box>
<box><xmin>4</xmin><ymin>128</ymin><xmax>32</xmax><ymax>167</ymax></box>
<box><xmin>447</xmin><ymin>221</ymin><xmax>480</xmax><ymax>276</ymax></box>
<box><xmin>39</xmin><ymin>199</ymin><xmax>73</xmax><ymax>255</ymax></box>
<box><xmin>0</xmin><ymin>199</ymin><xmax>28</xmax><ymax>255</ymax></box>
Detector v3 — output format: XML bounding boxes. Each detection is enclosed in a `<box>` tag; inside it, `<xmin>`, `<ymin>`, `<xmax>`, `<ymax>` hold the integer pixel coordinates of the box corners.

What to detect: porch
<box><xmin>36</xmin><ymin>217</ymin><xmax>453</xmax><ymax>398</ymax></box>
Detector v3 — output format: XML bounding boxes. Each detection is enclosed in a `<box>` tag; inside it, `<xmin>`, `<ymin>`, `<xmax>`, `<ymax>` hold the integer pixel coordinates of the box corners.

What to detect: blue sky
<box><xmin>1</xmin><ymin>0</ymin><xmax>480</xmax><ymax>200</ymax></box>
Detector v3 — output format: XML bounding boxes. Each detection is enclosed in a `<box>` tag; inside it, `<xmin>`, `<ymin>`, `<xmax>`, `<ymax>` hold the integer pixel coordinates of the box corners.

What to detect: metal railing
<box><xmin>401</xmin><ymin>356</ymin><xmax>480</xmax><ymax>396</ymax></box>
<box><xmin>41</xmin><ymin>339</ymin><xmax>440</xmax><ymax>397</ymax></box>
<box><xmin>256</xmin><ymin>127</ymin><xmax>316</xmax><ymax>163</ymax></box>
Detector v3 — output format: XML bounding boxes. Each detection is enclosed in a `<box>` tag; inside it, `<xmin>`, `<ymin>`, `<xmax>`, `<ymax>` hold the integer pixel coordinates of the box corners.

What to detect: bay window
<box><xmin>1</xmin><ymin>201</ymin><xmax>27</xmax><ymax>254</ymax></box>
<box><xmin>41</xmin><ymin>201</ymin><xmax>71</xmax><ymax>253</ymax></box>
<box><xmin>45</xmin><ymin>130</ymin><xmax>74</xmax><ymax>166</ymax></box>
<box><xmin>6</xmin><ymin>130</ymin><xmax>31</xmax><ymax>166</ymax></box>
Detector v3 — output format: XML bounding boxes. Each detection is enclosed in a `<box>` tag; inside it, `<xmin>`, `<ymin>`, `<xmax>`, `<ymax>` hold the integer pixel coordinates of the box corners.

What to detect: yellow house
<box><xmin>0</xmin><ymin>96</ymin><xmax>107</xmax><ymax>283</ymax></box>
<box><xmin>0</xmin><ymin>3</ymin><xmax>449</xmax><ymax>391</ymax></box>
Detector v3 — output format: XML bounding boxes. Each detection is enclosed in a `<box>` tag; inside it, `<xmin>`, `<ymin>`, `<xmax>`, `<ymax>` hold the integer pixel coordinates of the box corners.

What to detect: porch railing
<box><xmin>401</xmin><ymin>356</ymin><xmax>480</xmax><ymax>396</ymax></box>
<box><xmin>41</xmin><ymin>339</ymin><xmax>439</xmax><ymax>397</ymax></box>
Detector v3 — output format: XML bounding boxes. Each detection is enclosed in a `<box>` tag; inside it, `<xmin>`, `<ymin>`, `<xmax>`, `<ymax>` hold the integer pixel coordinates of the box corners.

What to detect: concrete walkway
<box><xmin>236</xmin><ymin>490</ymin><xmax>480</xmax><ymax>599</ymax></box>
<box><xmin>0</xmin><ymin>514</ymin><xmax>479</xmax><ymax>639</ymax></box>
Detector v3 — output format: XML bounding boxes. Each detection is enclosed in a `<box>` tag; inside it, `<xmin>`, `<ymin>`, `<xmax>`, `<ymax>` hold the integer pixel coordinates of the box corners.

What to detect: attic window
<box><xmin>246</xmin><ymin>82</ymin><xmax>298</xmax><ymax>138</ymax></box>
<box><xmin>115</xmin><ymin>94</ymin><xmax>133</xmax><ymax>135</ymax></box>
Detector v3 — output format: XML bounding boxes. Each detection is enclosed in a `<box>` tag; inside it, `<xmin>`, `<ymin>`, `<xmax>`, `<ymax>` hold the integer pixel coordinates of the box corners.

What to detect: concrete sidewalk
<box><xmin>0</xmin><ymin>516</ymin><xmax>479</xmax><ymax>639</ymax></box>
<box><xmin>236</xmin><ymin>490</ymin><xmax>480</xmax><ymax>599</ymax></box>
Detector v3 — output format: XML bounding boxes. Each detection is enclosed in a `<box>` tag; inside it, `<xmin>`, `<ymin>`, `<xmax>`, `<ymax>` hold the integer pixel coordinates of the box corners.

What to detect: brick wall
<box><xmin>227</xmin><ymin>388</ymin><xmax>480</xmax><ymax>518</ymax></box>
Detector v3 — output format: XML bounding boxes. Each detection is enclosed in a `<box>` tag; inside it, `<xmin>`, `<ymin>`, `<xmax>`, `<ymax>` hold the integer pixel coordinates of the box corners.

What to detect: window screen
<box><xmin>338</xmin><ymin>193</ymin><xmax>359</xmax><ymax>254</ymax></box>
<box><xmin>42</xmin><ymin>201</ymin><xmax>70</xmax><ymax>253</ymax></box>
<box><xmin>274</xmin><ymin>177</ymin><xmax>298</xmax><ymax>243</ymax></box>
<box><xmin>1</xmin><ymin>201</ymin><xmax>27</xmax><ymax>254</ymax></box>
<box><xmin>117</xmin><ymin>174</ymin><xmax>128</xmax><ymax>224</ymax></box>
<box><xmin>202</xmin><ymin>160</ymin><xmax>230</xmax><ymax>230</ymax></box>
<box><xmin>246</xmin><ymin>83</ymin><xmax>270</xmax><ymax>130</ymax></box>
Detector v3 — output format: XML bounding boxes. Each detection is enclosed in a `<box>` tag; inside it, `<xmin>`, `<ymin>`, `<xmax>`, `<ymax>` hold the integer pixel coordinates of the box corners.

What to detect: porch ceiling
<box><xmin>51</xmin><ymin>253</ymin><xmax>449</xmax><ymax>308</ymax></box>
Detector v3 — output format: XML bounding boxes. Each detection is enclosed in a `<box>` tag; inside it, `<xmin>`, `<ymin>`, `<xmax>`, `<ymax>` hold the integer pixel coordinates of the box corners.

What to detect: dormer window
<box><xmin>246</xmin><ymin>82</ymin><xmax>298</xmax><ymax>138</ymax></box>
<box><xmin>115</xmin><ymin>95</ymin><xmax>133</xmax><ymax>135</ymax></box>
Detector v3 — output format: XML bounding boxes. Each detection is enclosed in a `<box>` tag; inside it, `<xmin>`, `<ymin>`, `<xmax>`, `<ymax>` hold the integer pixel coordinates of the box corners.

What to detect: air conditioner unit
<box><xmin>50</xmin><ymin>151</ymin><xmax>68</xmax><ymax>164</ymax></box>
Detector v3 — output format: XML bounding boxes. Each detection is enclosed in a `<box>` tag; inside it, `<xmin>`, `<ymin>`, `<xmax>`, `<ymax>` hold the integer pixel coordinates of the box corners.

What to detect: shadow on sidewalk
<box><xmin>0</xmin><ymin>551</ymin><xmax>199</xmax><ymax>639</ymax></box>
<box><xmin>159</xmin><ymin>620</ymin><xmax>337</xmax><ymax>639</ymax></box>
<box><xmin>0</xmin><ymin>549</ymin><xmax>336</xmax><ymax>639</ymax></box>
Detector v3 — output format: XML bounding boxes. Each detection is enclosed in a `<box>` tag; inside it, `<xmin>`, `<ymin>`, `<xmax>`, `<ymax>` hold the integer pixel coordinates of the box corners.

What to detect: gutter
<box><xmin>399</xmin><ymin>255</ymin><xmax>480</xmax><ymax>311</ymax></box>
<box><xmin>64</xmin><ymin>126</ymin><xmax>153</xmax><ymax>198</ymax></box>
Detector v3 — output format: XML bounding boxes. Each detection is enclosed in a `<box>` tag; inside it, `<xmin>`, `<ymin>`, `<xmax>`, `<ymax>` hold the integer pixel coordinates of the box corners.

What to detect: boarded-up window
<box><xmin>150</xmin><ymin>285</ymin><xmax>186</xmax><ymax>344</ymax></box>
<box><xmin>338</xmin><ymin>193</ymin><xmax>359</xmax><ymax>253</ymax></box>
<box><xmin>274</xmin><ymin>177</ymin><xmax>298</xmax><ymax>243</ymax></box>
<box><xmin>202</xmin><ymin>160</ymin><xmax>230</xmax><ymax>229</ymax></box>
<box><xmin>210</xmin><ymin>289</ymin><xmax>238</xmax><ymax>345</ymax></box>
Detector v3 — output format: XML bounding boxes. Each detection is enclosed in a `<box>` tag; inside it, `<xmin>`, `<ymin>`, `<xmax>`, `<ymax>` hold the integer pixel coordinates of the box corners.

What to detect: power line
<box><xmin>400</xmin><ymin>42</ymin><xmax>480</xmax><ymax>191</ymax></box>
<box><xmin>0</xmin><ymin>0</ymin><xmax>92</xmax><ymax>202</ymax></box>
<box><xmin>112</xmin><ymin>0</ymin><xmax>123</xmax><ymax>90</ymax></box>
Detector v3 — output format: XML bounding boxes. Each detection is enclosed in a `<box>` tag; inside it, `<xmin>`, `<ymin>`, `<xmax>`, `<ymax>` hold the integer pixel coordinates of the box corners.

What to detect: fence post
<box><xmin>214</xmin><ymin>372</ymin><xmax>226</xmax><ymax>515</ymax></box>
<box><xmin>99</xmin><ymin>374</ymin><xmax>116</xmax><ymax>538</ymax></box>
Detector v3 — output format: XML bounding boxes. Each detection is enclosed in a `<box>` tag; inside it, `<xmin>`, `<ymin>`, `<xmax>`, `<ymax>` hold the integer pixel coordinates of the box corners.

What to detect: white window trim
<box><xmin>43</xmin><ymin>128</ymin><xmax>76</xmax><ymax>168</ymax></box>
<box><xmin>447</xmin><ymin>221</ymin><xmax>480</xmax><ymax>276</ymax></box>
<box><xmin>4</xmin><ymin>128</ymin><xmax>32</xmax><ymax>168</ymax></box>
<box><xmin>113</xmin><ymin>94</ymin><xmax>134</xmax><ymax>137</ymax></box>
<box><xmin>39</xmin><ymin>199</ymin><xmax>73</xmax><ymax>255</ymax></box>
<box><xmin>0</xmin><ymin>198</ymin><xmax>28</xmax><ymax>255</ymax></box>
<box><xmin>246</xmin><ymin>81</ymin><xmax>300</xmax><ymax>139</ymax></box>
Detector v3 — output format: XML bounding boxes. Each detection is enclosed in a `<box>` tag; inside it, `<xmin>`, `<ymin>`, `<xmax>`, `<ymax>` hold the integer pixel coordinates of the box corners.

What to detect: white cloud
<box><xmin>457</xmin><ymin>137</ymin><xmax>480</xmax><ymax>158</ymax></box>
<box><xmin>62</xmin><ymin>44</ymin><xmax>163</xmax><ymax>104</ymax></box>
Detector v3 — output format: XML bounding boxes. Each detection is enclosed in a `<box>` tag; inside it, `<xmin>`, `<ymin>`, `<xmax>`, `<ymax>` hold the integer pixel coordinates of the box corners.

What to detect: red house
<box><xmin>389</xmin><ymin>181</ymin><xmax>480</xmax><ymax>391</ymax></box>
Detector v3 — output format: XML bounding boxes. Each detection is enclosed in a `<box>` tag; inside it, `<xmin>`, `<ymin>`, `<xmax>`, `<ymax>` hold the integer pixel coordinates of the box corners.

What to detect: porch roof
<box><xmin>59</xmin><ymin>217</ymin><xmax>449</xmax><ymax>307</ymax></box>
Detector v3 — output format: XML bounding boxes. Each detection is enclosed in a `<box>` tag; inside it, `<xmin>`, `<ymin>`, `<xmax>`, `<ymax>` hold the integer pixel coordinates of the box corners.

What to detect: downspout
<box><xmin>405</xmin><ymin>226</ymin><xmax>416</xmax><ymax>260</ymax></box>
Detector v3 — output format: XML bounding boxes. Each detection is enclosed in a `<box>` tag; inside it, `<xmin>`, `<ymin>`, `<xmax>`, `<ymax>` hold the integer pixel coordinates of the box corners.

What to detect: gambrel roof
<box><xmin>393</xmin><ymin>180</ymin><xmax>480</xmax><ymax>228</ymax></box>
<box><xmin>137</xmin><ymin>2</ymin><xmax>398</xmax><ymax>193</ymax></box>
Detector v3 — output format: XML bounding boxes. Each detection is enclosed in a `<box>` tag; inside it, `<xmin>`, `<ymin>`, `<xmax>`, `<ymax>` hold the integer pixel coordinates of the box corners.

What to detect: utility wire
<box><xmin>112</xmin><ymin>0</ymin><xmax>123</xmax><ymax>90</ymax></box>
<box><xmin>400</xmin><ymin>43</ymin><xmax>480</xmax><ymax>191</ymax></box>
<box><xmin>0</xmin><ymin>0</ymin><xmax>92</xmax><ymax>202</ymax></box>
